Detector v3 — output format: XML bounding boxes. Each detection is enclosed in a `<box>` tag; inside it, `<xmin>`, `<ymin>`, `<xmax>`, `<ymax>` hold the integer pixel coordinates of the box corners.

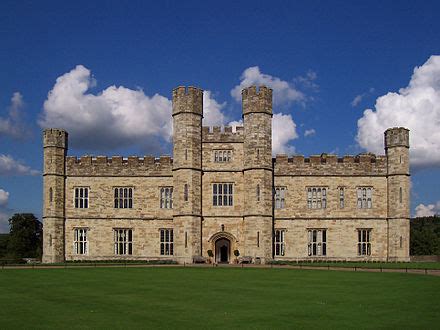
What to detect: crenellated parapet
<box><xmin>274</xmin><ymin>153</ymin><xmax>387</xmax><ymax>176</ymax></box>
<box><xmin>66</xmin><ymin>155</ymin><xmax>173</xmax><ymax>177</ymax></box>
<box><xmin>202</xmin><ymin>126</ymin><xmax>244</xmax><ymax>143</ymax></box>
<box><xmin>242</xmin><ymin>85</ymin><xmax>273</xmax><ymax>116</ymax></box>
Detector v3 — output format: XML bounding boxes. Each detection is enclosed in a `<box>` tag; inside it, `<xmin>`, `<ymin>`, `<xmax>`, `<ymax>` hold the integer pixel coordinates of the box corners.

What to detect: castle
<box><xmin>42</xmin><ymin>86</ymin><xmax>410</xmax><ymax>264</ymax></box>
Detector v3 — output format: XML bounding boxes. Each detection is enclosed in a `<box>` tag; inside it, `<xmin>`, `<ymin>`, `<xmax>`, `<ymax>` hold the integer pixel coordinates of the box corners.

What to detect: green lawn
<box><xmin>0</xmin><ymin>267</ymin><xmax>438</xmax><ymax>329</ymax></box>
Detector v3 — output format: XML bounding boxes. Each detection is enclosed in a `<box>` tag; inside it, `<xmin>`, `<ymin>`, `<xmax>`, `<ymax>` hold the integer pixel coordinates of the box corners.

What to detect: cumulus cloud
<box><xmin>415</xmin><ymin>201</ymin><xmax>440</xmax><ymax>217</ymax></box>
<box><xmin>202</xmin><ymin>91</ymin><xmax>226</xmax><ymax>126</ymax></box>
<box><xmin>0</xmin><ymin>92</ymin><xmax>27</xmax><ymax>139</ymax></box>
<box><xmin>357</xmin><ymin>56</ymin><xmax>440</xmax><ymax>169</ymax></box>
<box><xmin>231</xmin><ymin>66</ymin><xmax>304</xmax><ymax>106</ymax></box>
<box><xmin>39</xmin><ymin>65</ymin><xmax>173</xmax><ymax>151</ymax></box>
<box><xmin>0</xmin><ymin>154</ymin><xmax>39</xmax><ymax>176</ymax></box>
<box><xmin>39</xmin><ymin>65</ymin><xmax>232</xmax><ymax>152</ymax></box>
<box><xmin>304</xmin><ymin>128</ymin><xmax>316</xmax><ymax>137</ymax></box>
<box><xmin>0</xmin><ymin>189</ymin><xmax>9</xmax><ymax>206</ymax></box>
<box><xmin>272</xmin><ymin>113</ymin><xmax>298</xmax><ymax>155</ymax></box>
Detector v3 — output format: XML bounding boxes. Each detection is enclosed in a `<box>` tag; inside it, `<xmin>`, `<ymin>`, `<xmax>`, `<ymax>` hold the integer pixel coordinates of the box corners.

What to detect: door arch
<box><xmin>215</xmin><ymin>238</ymin><xmax>230</xmax><ymax>263</ymax></box>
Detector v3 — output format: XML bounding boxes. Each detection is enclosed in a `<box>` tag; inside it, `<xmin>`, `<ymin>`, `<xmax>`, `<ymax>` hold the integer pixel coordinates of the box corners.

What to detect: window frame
<box><xmin>274</xmin><ymin>229</ymin><xmax>286</xmax><ymax>256</ymax></box>
<box><xmin>307</xmin><ymin>187</ymin><xmax>327</xmax><ymax>209</ymax></box>
<box><xmin>307</xmin><ymin>229</ymin><xmax>327</xmax><ymax>257</ymax></box>
<box><xmin>274</xmin><ymin>187</ymin><xmax>286</xmax><ymax>209</ymax></box>
<box><xmin>214</xmin><ymin>150</ymin><xmax>232</xmax><ymax>163</ymax></box>
<box><xmin>114</xmin><ymin>187</ymin><xmax>133</xmax><ymax>209</ymax></box>
<box><xmin>74</xmin><ymin>187</ymin><xmax>89</xmax><ymax>209</ymax></box>
<box><xmin>357</xmin><ymin>228</ymin><xmax>372</xmax><ymax>256</ymax></box>
<box><xmin>160</xmin><ymin>187</ymin><xmax>173</xmax><ymax>209</ymax></box>
<box><xmin>357</xmin><ymin>187</ymin><xmax>373</xmax><ymax>209</ymax></box>
<box><xmin>160</xmin><ymin>228</ymin><xmax>174</xmax><ymax>256</ymax></box>
<box><xmin>114</xmin><ymin>228</ymin><xmax>133</xmax><ymax>255</ymax></box>
<box><xmin>212</xmin><ymin>183</ymin><xmax>234</xmax><ymax>206</ymax></box>
<box><xmin>74</xmin><ymin>228</ymin><xmax>88</xmax><ymax>255</ymax></box>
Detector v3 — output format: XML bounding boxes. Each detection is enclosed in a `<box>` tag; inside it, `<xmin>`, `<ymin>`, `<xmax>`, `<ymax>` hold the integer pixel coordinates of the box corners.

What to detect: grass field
<box><xmin>0</xmin><ymin>267</ymin><xmax>439</xmax><ymax>329</ymax></box>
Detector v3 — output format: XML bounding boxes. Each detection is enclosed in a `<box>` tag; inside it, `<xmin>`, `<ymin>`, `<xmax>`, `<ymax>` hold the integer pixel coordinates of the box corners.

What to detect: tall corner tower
<box><xmin>172</xmin><ymin>86</ymin><xmax>203</xmax><ymax>263</ymax></box>
<box><xmin>42</xmin><ymin>128</ymin><xmax>68</xmax><ymax>263</ymax></box>
<box><xmin>385</xmin><ymin>127</ymin><xmax>410</xmax><ymax>261</ymax></box>
<box><xmin>242</xmin><ymin>85</ymin><xmax>273</xmax><ymax>263</ymax></box>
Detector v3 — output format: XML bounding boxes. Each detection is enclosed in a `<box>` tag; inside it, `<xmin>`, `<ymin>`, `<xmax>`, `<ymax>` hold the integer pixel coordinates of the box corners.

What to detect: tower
<box><xmin>385</xmin><ymin>127</ymin><xmax>410</xmax><ymax>261</ymax></box>
<box><xmin>172</xmin><ymin>86</ymin><xmax>203</xmax><ymax>263</ymax></box>
<box><xmin>42</xmin><ymin>128</ymin><xmax>67</xmax><ymax>263</ymax></box>
<box><xmin>242</xmin><ymin>86</ymin><xmax>273</xmax><ymax>263</ymax></box>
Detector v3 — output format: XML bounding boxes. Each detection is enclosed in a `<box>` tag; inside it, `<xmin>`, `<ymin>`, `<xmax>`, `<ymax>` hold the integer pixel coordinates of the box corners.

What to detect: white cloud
<box><xmin>0</xmin><ymin>189</ymin><xmax>10</xmax><ymax>233</ymax></box>
<box><xmin>227</xmin><ymin>120</ymin><xmax>243</xmax><ymax>132</ymax></box>
<box><xmin>357</xmin><ymin>56</ymin><xmax>440</xmax><ymax>169</ymax></box>
<box><xmin>272</xmin><ymin>113</ymin><xmax>298</xmax><ymax>155</ymax></box>
<box><xmin>39</xmin><ymin>65</ymin><xmax>232</xmax><ymax>152</ymax></box>
<box><xmin>39</xmin><ymin>65</ymin><xmax>173</xmax><ymax>151</ymax></box>
<box><xmin>304</xmin><ymin>128</ymin><xmax>316</xmax><ymax>137</ymax></box>
<box><xmin>0</xmin><ymin>154</ymin><xmax>39</xmax><ymax>176</ymax></box>
<box><xmin>231</xmin><ymin>66</ymin><xmax>304</xmax><ymax>106</ymax></box>
<box><xmin>351</xmin><ymin>88</ymin><xmax>375</xmax><ymax>107</ymax></box>
<box><xmin>202</xmin><ymin>91</ymin><xmax>226</xmax><ymax>126</ymax></box>
<box><xmin>351</xmin><ymin>94</ymin><xmax>364</xmax><ymax>107</ymax></box>
<box><xmin>0</xmin><ymin>189</ymin><xmax>9</xmax><ymax>206</ymax></box>
<box><xmin>0</xmin><ymin>92</ymin><xmax>27</xmax><ymax>138</ymax></box>
<box><xmin>415</xmin><ymin>201</ymin><xmax>440</xmax><ymax>217</ymax></box>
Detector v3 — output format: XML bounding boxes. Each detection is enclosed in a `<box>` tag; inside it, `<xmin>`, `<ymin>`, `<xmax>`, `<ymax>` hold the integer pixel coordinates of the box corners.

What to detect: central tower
<box><xmin>172</xmin><ymin>86</ymin><xmax>203</xmax><ymax>263</ymax></box>
<box><xmin>242</xmin><ymin>86</ymin><xmax>273</xmax><ymax>263</ymax></box>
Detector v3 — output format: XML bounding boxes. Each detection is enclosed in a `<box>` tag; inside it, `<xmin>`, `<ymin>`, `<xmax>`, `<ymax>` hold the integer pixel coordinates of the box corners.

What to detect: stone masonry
<box><xmin>42</xmin><ymin>86</ymin><xmax>411</xmax><ymax>263</ymax></box>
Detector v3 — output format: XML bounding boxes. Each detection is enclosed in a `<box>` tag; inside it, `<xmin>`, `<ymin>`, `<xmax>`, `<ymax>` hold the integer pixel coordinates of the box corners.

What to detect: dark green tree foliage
<box><xmin>7</xmin><ymin>214</ymin><xmax>42</xmax><ymax>259</ymax></box>
<box><xmin>0</xmin><ymin>234</ymin><xmax>9</xmax><ymax>258</ymax></box>
<box><xmin>410</xmin><ymin>216</ymin><xmax>440</xmax><ymax>255</ymax></box>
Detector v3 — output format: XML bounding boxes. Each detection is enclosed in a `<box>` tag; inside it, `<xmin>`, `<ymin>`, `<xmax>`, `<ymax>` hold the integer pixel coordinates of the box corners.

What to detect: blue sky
<box><xmin>1</xmin><ymin>0</ymin><xmax>440</xmax><ymax>231</ymax></box>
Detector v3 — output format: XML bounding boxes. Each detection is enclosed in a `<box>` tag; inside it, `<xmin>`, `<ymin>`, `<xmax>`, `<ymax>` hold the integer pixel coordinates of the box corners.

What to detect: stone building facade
<box><xmin>42</xmin><ymin>86</ymin><xmax>410</xmax><ymax>264</ymax></box>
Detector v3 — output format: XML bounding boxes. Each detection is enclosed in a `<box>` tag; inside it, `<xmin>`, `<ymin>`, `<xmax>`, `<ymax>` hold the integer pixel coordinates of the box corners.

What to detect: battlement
<box><xmin>66</xmin><ymin>155</ymin><xmax>173</xmax><ymax>177</ymax></box>
<box><xmin>43</xmin><ymin>128</ymin><xmax>68</xmax><ymax>148</ymax></box>
<box><xmin>172</xmin><ymin>86</ymin><xmax>203</xmax><ymax>116</ymax></box>
<box><xmin>242</xmin><ymin>85</ymin><xmax>273</xmax><ymax>116</ymax></box>
<box><xmin>384</xmin><ymin>127</ymin><xmax>409</xmax><ymax>149</ymax></box>
<box><xmin>274</xmin><ymin>153</ymin><xmax>387</xmax><ymax>176</ymax></box>
<box><xmin>202</xmin><ymin>126</ymin><xmax>244</xmax><ymax>143</ymax></box>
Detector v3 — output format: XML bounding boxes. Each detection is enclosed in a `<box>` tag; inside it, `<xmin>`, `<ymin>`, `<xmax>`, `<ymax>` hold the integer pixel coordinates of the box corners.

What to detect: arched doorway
<box><xmin>215</xmin><ymin>238</ymin><xmax>230</xmax><ymax>263</ymax></box>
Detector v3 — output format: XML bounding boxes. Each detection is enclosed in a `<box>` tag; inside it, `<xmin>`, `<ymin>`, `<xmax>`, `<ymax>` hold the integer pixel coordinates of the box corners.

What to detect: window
<box><xmin>274</xmin><ymin>229</ymin><xmax>285</xmax><ymax>256</ymax></box>
<box><xmin>399</xmin><ymin>187</ymin><xmax>403</xmax><ymax>204</ymax></box>
<box><xmin>214</xmin><ymin>150</ymin><xmax>232</xmax><ymax>163</ymax></box>
<box><xmin>275</xmin><ymin>187</ymin><xmax>286</xmax><ymax>209</ymax></box>
<box><xmin>339</xmin><ymin>187</ymin><xmax>345</xmax><ymax>208</ymax></box>
<box><xmin>114</xmin><ymin>187</ymin><xmax>133</xmax><ymax>209</ymax></box>
<box><xmin>160</xmin><ymin>187</ymin><xmax>173</xmax><ymax>209</ymax></box>
<box><xmin>114</xmin><ymin>229</ymin><xmax>132</xmax><ymax>255</ymax></box>
<box><xmin>75</xmin><ymin>187</ymin><xmax>89</xmax><ymax>208</ymax></box>
<box><xmin>184</xmin><ymin>184</ymin><xmax>189</xmax><ymax>202</ymax></box>
<box><xmin>213</xmin><ymin>183</ymin><xmax>233</xmax><ymax>206</ymax></box>
<box><xmin>357</xmin><ymin>229</ymin><xmax>371</xmax><ymax>256</ymax></box>
<box><xmin>307</xmin><ymin>187</ymin><xmax>327</xmax><ymax>209</ymax></box>
<box><xmin>160</xmin><ymin>229</ymin><xmax>173</xmax><ymax>255</ymax></box>
<box><xmin>308</xmin><ymin>229</ymin><xmax>327</xmax><ymax>256</ymax></box>
<box><xmin>49</xmin><ymin>187</ymin><xmax>53</xmax><ymax>203</ymax></box>
<box><xmin>74</xmin><ymin>228</ymin><xmax>88</xmax><ymax>255</ymax></box>
<box><xmin>256</xmin><ymin>185</ymin><xmax>260</xmax><ymax>202</ymax></box>
<box><xmin>357</xmin><ymin>187</ymin><xmax>372</xmax><ymax>209</ymax></box>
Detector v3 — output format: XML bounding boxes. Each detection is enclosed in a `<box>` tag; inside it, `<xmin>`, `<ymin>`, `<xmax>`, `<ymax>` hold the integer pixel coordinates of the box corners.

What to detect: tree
<box><xmin>410</xmin><ymin>216</ymin><xmax>440</xmax><ymax>255</ymax></box>
<box><xmin>7</xmin><ymin>214</ymin><xmax>42</xmax><ymax>259</ymax></box>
